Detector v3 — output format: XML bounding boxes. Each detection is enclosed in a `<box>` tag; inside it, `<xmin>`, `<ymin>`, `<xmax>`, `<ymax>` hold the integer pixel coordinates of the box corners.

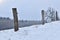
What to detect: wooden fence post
<box><xmin>41</xmin><ymin>10</ymin><xmax>45</xmax><ymax>25</ymax></box>
<box><xmin>56</xmin><ymin>11</ymin><xmax>59</xmax><ymax>21</ymax></box>
<box><xmin>12</xmin><ymin>8</ymin><xmax>19</xmax><ymax>31</ymax></box>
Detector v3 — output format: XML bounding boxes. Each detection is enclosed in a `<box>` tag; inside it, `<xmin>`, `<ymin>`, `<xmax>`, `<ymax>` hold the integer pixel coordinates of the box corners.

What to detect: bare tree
<box><xmin>45</xmin><ymin>7</ymin><xmax>58</xmax><ymax>22</ymax></box>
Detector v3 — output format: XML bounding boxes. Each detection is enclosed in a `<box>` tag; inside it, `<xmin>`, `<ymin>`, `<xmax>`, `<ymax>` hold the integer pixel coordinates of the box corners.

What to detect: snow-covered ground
<box><xmin>0</xmin><ymin>21</ymin><xmax>60</xmax><ymax>40</ymax></box>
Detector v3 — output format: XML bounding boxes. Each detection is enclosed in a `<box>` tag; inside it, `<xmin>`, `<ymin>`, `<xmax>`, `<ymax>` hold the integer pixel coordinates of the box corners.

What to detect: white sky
<box><xmin>0</xmin><ymin>0</ymin><xmax>60</xmax><ymax>20</ymax></box>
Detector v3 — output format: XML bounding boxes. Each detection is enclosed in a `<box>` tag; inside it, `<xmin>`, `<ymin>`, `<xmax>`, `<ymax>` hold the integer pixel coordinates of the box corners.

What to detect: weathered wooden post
<box><xmin>56</xmin><ymin>11</ymin><xmax>59</xmax><ymax>21</ymax></box>
<box><xmin>41</xmin><ymin>10</ymin><xmax>45</xmax><ymax>25</ymax></box>
<box><xmin>12</xmin><ymin>8</ymin><xmax>19</xmax><ymax>31</ymax></box>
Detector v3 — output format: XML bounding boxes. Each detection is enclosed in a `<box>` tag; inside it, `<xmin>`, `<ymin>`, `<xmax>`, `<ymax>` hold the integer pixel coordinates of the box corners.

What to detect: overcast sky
<box><xmin>0</xmin><ymin>0</ymin><xmax>60</xmax><ymax>20</ymax></box>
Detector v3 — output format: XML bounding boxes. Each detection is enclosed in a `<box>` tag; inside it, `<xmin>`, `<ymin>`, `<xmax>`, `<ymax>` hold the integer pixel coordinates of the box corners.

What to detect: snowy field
<box><xmin>0</xmin><ymin>21</ymin><xmax>60</xmax><ymax>40</ymax></box>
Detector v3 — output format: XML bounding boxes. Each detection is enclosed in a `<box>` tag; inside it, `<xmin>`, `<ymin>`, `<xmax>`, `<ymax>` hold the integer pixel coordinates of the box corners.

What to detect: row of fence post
<box><xmin>12</xmin><ymin>8</ymin><xmax>45</xmax><ymax>32</ymax></box>
<box><xmin>12</xmin><ymin>8</ymin><xmax>59</xmax><ymax>32</ymax></box>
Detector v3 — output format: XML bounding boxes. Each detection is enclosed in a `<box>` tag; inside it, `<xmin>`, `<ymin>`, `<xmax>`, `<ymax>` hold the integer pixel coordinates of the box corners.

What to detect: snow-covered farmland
<box><xmin>0</xmin><ymin>21</ymin><xmax>60</xmax><ymax>40</ymax></box>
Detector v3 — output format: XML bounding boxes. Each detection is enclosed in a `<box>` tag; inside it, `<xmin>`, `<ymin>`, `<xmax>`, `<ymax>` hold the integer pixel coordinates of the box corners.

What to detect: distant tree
<box><xmin>0</xmin><ymin>17</ymin><xmax>2</xmax><ymax>19</ymax></box>
<box><xmin>7</xmin><ymin>17</ymin><xmax>10</xmax><ymax>20</ymax></box>
<box><xmin>0</xmin><ymin>17</ymin><xmax>11</xmax><ymax>20</ymax></box>
<box><xmin>21</xmin><ymin>20</ymin><xmax>24</xmax><ymax>22</ymax></box>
